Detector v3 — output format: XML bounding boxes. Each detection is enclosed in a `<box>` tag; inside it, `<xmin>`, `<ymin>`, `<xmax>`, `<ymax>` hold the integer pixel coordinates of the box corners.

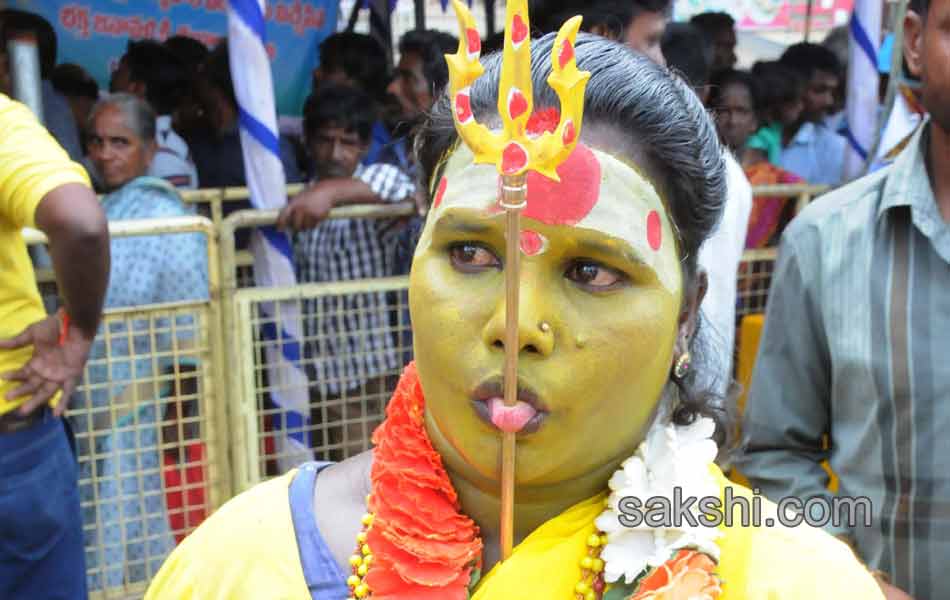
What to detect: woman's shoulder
<box><xmin>146</xmin><ymin>469</ymin><xmax>308</xmax><ymax>599</ymax></box>
<box><xmin>714</xmin><ymin>471</ymin><xmax>883</xmax><ymax>599</ymax></box>
<box><xmin>104</xmin><ymin>176</ymin><xmax>190</xmax><ymax>219</ymax></box>
<box><xmin>312</xmin><ymin>451</ymin><xmax>374</xmax><ymax>567</ymax></box>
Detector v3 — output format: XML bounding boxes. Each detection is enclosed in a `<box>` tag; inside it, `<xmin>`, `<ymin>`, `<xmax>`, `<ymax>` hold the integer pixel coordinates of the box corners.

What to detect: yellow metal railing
<box><xmin>25</xmin><ymin>218</ymin><xmax>229</xmax><ymax>600</ymax></box>
<box><xmin>218</xmin><ymin>207</ymin><xmax>414</xmax><ymax>491</ymax></box>
<box><xmin>18</xmin><ymin>181</ymin><xmax>825</xmax><ymax>597</ymax></box>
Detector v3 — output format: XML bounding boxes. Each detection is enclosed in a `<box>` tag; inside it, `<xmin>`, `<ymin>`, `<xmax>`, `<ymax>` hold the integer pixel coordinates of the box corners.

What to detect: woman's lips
<box><xmin>470</xmin><ymin>380</ymin><xmax>548</xmax><ymax>434</ymax></box>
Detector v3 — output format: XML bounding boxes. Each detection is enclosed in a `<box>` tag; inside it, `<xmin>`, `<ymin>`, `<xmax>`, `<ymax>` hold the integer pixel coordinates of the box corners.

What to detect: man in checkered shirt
<box><xmin>279</xmin><ymin>84</ymin><xmax>416</xmax><ymax>456</ymax></box>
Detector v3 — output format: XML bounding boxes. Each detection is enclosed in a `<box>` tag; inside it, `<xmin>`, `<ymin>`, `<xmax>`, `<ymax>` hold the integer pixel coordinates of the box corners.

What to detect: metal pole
<box><xmin>370</xmin><ymin>0</ymin><xmax>394</xmax><ymax>67</ymax></box>
<box><xmin>862</xmin><ymin>0</ymin><xmax>909</xmax><ymax>175</ymax></box>
<box><xmin>804</xmin><ymin>0</ymin><xmax>815</xmax><ymax>41</ymax></box>
<box><xmin>7</xmin><ymin>33</ymin><xmax>44</xmax><ymax>123</ymax></box>
<box><xmin>414</xmin><ymin>0</ymin><xmax>426</xmax><ymax>30</ymax></box>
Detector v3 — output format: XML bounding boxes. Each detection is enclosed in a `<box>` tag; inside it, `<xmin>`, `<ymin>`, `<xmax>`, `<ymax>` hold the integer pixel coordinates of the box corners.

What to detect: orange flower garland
<box><xmin>361</xmin><ymin>363</ymin><xmax>483</xmax><ymax>599</ymax></box>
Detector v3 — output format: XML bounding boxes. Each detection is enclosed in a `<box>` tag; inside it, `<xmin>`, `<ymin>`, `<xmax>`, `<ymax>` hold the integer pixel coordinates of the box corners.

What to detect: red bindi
<box><xmin>647</xmin><ymin>210</ymin><xmax>662</xmax><ymax>251</ymax></box>
<box><xmin>433</xmin><ymin>176</ymin><xmax>448</xmax><ymax>210</ymax></box>
<box><xmin>519</xmin><ymin>230</ymin><xmax>546</xmax><ymax>256</ymax></box>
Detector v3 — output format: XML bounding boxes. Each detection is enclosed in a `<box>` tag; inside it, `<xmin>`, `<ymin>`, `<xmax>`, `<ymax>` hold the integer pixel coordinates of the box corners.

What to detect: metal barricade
<box><xmin>751</xmin><ymin>182</ymin><xmax>829</xmax><ymax>215</ymax></box>
<box><xmin>26</xmin><ymin>218</ymin><xmax>230</xmax><ymax>600</ymax></box>
<box><xmin>218</xmin><ymin>205</ymin><xmax>415</xmax><ymax>492</ymax></box>
<box><xmin>736</xmin><ymin>247</ymin><xmax>779</xmax><ymax>319</ymax></box>
<box><xmin>178</xmin><ymin>183</ymin><xmax>306</xmax><ymax>230</ymax></box>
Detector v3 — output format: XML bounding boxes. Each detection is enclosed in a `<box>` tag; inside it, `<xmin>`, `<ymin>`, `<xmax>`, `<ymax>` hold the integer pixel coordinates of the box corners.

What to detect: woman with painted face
<box><xmin>145</xmin><ymin>33</ymin><xmax>882</xmax><ymax>600</ymax></box>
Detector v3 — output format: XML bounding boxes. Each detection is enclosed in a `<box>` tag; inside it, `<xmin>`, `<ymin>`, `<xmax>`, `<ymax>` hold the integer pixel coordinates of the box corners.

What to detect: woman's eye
<box><xmin>566</xmin><ymin>261</ymin><xmax>626</xmax><ymax>290</ymax></box>
<box><xmin>449</xmin><ymin>243</ymin><xmax>500</xmax><ymax>271</ymax></box>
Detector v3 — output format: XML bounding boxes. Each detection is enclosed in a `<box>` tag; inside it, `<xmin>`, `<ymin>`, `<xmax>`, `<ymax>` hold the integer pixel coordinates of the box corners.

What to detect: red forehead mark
<box><xmin>526</xmin><ymin>107</ymin><xmax>560</xmax><ymax>137</ymax></box>
<box><xmin>433</xmin><ymin>176</ymin><xmax>448</xmax><ymax>210</ymax></box>
<box><xmin>647</xmin><ymin>210</ymin><xmax>662</xmax><ymax>251</ymax></box>
<box><xmin>521</xmin><ymin>143</ymin><xmax>601</xmax><ymax>226</ymax></box>
<box><xmin>520</xmin><ymin>230</ymin><xmax>546</xmax><ymax>256</ymax></box>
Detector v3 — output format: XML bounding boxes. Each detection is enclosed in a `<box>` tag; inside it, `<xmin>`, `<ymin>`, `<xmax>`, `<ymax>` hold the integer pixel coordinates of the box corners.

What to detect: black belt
<box><xmin>0</xmin><ymin>407</ymin><xmax>48</xmax><ymax>434</ymax></box>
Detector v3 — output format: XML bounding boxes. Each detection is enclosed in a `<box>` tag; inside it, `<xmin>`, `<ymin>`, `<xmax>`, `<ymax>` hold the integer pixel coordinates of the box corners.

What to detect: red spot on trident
<box><xmin>558</xmin><ymin>39</ymin><xmax>574</xmax><ymax>69</ymax></box>
<box><xmin>511</xmin><ymin>14</ymin><xmax>528</xmax><ymax>45</ymax></box>
<box><xmin>455</xmin><ymin>91</ymin><xmax>473</xmax><ymax>123</ymax></box>
<box><xmin>508</xmin><ymin>88</ymin><xmax>529</xmax><ymax>120</ymax></box>
<box><xmin>466</xmin><ymin>28</ymin><xmax>481</xmax><ymax>55</ymax></box>
<box><xmin>502</xmin><ymin>142</ymin><xmax>528</xmax><ymax>175</ymax></box>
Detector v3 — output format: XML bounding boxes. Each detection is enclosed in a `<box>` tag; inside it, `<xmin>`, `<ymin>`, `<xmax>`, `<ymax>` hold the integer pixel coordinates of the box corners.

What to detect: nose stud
<box><xmin>539</xmin><ymin>321</ymin><xmax>551</xmax><ymax>333</ymax></box>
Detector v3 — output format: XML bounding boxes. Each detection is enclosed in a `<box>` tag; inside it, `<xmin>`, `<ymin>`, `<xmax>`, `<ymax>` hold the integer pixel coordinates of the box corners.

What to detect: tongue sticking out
<box><xmin>488</xmin><ymin>397</ymin><xmax>537</xmax><ymax>433</ymax></box>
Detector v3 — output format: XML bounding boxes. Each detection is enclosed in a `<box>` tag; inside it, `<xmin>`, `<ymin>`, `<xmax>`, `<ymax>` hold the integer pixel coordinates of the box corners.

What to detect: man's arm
<box><xmin>278</xmin><ymin>164</ymin><xmax>415</xmax><ymax>230</ymax></box>
<box><xmin>36</xmin><ymin>183</ymin><xmax>110</xmax><ymax>338</ymax></box>
<box><xmin>735</xmin><ymin>228</ymin><xmax>846</xmax><ymax>534</ymax></box>
<box><xmin>0</xmin><ymin>182</ymin><xmax>109</xmax><ymax>414</ymax></box>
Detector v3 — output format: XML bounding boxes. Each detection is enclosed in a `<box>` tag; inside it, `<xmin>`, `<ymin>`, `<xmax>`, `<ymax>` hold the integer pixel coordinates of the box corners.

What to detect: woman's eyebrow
<box><xmin>573</xmin><ymin>238</ymin><xmax>648</xmax><ymax>267</ymax></box>
<box><xmin>433</xmin><ymin>214</ymin><xmax>496</xmax><ymax>236</ymax></box>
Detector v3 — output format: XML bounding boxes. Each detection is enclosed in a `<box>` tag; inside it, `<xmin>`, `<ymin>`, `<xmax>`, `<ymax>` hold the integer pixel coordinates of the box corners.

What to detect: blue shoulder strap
<box><xmin>289</xmin><ymin>462</ymin><xmax>349</xmax><ymax>599</ymax></box>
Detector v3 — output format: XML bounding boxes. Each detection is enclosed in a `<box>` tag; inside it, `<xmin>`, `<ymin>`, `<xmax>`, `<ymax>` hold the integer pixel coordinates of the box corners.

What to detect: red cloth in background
<box><xmin>163</xmin><ymin>443</ymin><xmax>209</xmax><ymax>544</ymax></box>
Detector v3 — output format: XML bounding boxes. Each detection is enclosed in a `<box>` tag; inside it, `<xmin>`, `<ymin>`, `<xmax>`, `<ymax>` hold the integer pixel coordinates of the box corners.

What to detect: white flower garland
<box><xmin>594</xmin><ymin>415</ymin><xmax>722</xmax><ymax>585</ymax></box>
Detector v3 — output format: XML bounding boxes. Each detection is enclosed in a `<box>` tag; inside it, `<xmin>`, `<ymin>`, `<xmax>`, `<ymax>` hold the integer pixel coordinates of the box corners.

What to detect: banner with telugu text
<box><xmin>11</xmin><ymin>0</ymin><xmax>338</xmax><ymax>116</ymax></box>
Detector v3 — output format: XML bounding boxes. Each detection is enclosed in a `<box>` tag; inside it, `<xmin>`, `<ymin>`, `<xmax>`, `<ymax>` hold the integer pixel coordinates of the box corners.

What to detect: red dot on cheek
<box><xmin>647</xmin><ymin>210</ymin><xmax>662</xmax><ymax>251</ymax></box>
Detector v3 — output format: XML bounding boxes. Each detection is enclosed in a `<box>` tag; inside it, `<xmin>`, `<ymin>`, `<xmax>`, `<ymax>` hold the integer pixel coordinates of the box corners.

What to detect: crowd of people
<box><xmin>0</xmin><ymin>0</ymin><xmax>945</xmax><ymax>598</ymax></box>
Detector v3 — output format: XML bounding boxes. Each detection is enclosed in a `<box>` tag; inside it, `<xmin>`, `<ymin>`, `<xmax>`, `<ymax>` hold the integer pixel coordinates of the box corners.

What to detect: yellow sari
<box><xmin>146</xmin><ymin>465</ymin><xmax>883</xmax><ymax>599</ymax></box>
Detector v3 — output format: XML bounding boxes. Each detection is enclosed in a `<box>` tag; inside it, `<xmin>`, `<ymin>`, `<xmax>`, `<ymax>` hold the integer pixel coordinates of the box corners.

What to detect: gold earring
<box><xmin>673</xmin><ymin>352</ymin><xmax>691</xmax><ymax>379</ymax></box>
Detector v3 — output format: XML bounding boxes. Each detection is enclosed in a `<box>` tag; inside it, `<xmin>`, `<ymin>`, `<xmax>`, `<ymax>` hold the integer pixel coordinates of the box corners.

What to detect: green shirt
<box><xmin>747</xmin><ymin>122</ymin><xmax>783</xmax><ymax>164</ymax></box>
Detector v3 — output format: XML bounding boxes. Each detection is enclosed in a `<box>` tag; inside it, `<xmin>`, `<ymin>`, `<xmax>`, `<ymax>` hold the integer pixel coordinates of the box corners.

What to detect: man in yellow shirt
<box><xmin>0</xmin><ymin>93</ymin><xmax>109</xmax><ymax>599</ymax></box>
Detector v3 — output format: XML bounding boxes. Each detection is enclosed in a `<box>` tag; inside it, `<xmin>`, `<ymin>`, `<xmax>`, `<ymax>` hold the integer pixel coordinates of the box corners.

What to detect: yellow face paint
<box><xmin>410</xmin><ymin>143</ymin><xmax>684</xmax><ymax>488</ymax></box>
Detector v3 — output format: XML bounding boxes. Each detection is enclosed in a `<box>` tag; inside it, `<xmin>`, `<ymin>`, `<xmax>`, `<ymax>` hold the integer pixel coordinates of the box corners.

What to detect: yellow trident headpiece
<box><xmin>445</xmin><ymin>0</ymin><xmax>591</xmax><ymax>181</ymax></box>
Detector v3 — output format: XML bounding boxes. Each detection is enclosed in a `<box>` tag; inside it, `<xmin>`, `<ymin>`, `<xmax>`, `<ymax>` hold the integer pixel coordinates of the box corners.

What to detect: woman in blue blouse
<box><xmin>73</xmin><ymin>93</ymin><xmax>209</xmax><ymax>591</ymax></box>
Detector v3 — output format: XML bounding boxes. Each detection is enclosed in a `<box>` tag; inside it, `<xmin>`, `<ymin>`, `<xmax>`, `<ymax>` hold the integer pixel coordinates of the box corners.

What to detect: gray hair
<box><xmin>87</xmin><ymin>92</ymin><xmax>156</xmax><ymax>142</ymax></box>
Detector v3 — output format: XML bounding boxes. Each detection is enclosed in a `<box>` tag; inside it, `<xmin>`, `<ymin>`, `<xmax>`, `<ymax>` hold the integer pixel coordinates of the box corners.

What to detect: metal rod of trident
<box><xmin>446</xmin><ymin>0</ymin><xmax>591</xmax><ymax>561</ymax></box>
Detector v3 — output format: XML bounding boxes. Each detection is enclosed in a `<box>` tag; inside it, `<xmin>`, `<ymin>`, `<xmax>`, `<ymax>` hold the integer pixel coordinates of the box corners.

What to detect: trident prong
<box><xmin>446</xmin><ymin>0</ymin><xmax>590</xmax><ymax>180</ymax></box>
<box><xmin>444</xmin><ymin>0</ymin><xmax>590</xmax><ymax>563</ymax></box>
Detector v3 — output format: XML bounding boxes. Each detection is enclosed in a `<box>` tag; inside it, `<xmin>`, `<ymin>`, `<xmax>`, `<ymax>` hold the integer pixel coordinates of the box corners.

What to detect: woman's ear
<box><xmin>674</xmin><ymin>270</ymin><xmax>708</xmax><ymax>358</ymax></box>
<box><xmin>143</xmin><ymin>139</ymin><xmax>158</xmax><ymax>168</ymax></box>
<box><xmin>904</xmin><ymin>10</ymin><xmax>925</xmax><ymax>79</ymax></box>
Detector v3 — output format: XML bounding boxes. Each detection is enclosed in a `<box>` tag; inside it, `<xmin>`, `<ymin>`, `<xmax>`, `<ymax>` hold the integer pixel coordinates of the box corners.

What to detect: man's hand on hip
<box><xmin>0</xmin><ymin>311</ymin><xmax>94</xmax><ymax>416</ymax></box>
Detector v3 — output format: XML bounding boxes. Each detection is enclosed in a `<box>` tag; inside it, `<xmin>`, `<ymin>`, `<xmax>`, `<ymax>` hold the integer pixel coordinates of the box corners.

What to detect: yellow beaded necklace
<box><xmin>345</xmin><ymin>505</ymin><xmax>610</xmax><ymax>600</ymax></box>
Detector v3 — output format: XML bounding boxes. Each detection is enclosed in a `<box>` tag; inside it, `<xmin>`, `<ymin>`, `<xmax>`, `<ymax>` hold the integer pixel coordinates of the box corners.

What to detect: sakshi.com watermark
<box><xmin>616</xmin><ymin>487</ymin><xmax>873</xmax><ymax>529</ymax></box>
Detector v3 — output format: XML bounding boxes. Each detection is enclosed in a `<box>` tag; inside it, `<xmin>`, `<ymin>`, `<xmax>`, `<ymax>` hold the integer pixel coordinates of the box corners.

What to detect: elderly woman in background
<box><xmin>73</xmin><ymin>93</ymin><xmax>210</xmax><ymax>591</ymax></box>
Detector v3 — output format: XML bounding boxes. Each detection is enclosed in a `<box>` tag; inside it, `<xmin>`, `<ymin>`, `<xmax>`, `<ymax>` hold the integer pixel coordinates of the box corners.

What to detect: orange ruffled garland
<box><xmin>363</xmin><ymin>363</ymin><xmax>483</xmax><ymax>599</ymax></box>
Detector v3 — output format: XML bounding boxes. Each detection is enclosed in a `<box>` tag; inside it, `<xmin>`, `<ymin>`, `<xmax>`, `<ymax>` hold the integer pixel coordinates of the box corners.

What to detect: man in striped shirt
<box><xmin>739</xmin><ymin>1</ymin><xmax>950</xmax><ymax>598</ymax></box>
<box><xmin>279</xmin><ymin>84</ymin><xmax>415</xmax><ymax>458</ymax></box>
